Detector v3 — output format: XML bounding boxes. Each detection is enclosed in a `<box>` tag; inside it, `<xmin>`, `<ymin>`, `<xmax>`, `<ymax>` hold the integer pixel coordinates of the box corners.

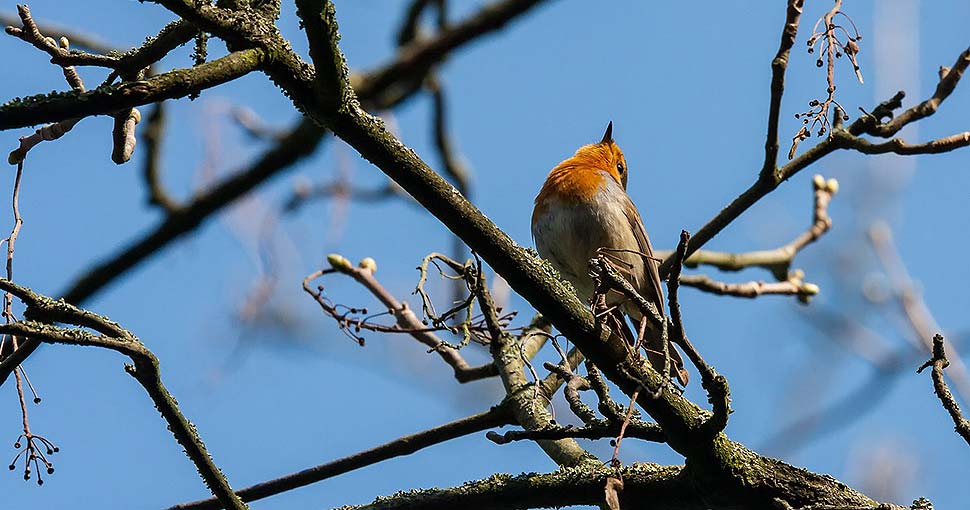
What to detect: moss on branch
<box><xmin>0</xmin><ymin>48</ymin><xmax>266</xmax><ymax>129</ymax></box>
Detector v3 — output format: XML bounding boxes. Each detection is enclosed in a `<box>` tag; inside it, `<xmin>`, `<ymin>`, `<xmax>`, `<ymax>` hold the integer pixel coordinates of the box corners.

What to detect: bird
<box><xmin>531</xmin><ymin>122</ymin><xmax>689</xmax><ymax>385</ymax></box>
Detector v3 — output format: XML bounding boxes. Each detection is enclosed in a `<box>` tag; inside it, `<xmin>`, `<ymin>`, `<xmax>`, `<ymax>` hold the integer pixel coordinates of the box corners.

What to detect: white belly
<box><xmin>532</xmin><ymin>180</ymin><xmax>646</xmax><ymax>304</ymax></box>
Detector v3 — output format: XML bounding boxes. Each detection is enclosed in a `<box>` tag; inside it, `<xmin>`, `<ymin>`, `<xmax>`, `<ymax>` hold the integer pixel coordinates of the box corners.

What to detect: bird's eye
<box><xmin>616</xmin><ymin>163</ymin><xmax>625</xmax><ymax>174</ymax></box>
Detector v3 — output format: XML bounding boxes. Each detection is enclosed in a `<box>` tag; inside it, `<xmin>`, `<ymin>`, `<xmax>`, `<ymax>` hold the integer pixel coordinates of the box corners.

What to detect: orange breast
<box><xmin>535</xmin><ymin>142</ymin><xmax>623</xmax><ymax>207</ymax></box>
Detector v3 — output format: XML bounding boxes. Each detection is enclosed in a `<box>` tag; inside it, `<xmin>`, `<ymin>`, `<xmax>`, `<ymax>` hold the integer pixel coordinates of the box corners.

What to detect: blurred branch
<box><xmin>141</xmin><ymin>102</ymin><xmax>181</xmax><ymax>213</ymax></box>
<box><xmin>170</xmin><ymin>404</ymin><xmax>514</xmax><ymax>510</ymax></box>
<box><xmin>0</xmin><ymin>280</ymin><xmax>246</xmax><ymax>510</ymax></box>
<box><xmin>763</xmin><ymin>366</ymin><xmax>902</xmax><ymax>457</ymax></box>
<box><xmin>870</xmin><ymin>223</ymin><xmax>970</xmax><ymax>402</ymax></box>
<box><xmin>918</xmin><ymin>334</ymin><xmax>970</xmax><ymax>447</ymax></box>
<box><xmin>426</xmin><ymin>74</ymin><xmax>471</xmax><ymax>197</ymax></box>
<box><xmin>283</xmin><ymin>180</ymin><xmax>405</xmax><ymax>213</ymax></box>
<box><xmin>355</xmin><ymin>0</ymin><xmax>553</xmax><ymax>98</ymax></box>
<box><xmin>0</xmin><ymin>0</ymin><xmax>559</xmax><ymax>387</ymax></box>
<box><xmin>58</xmin><ymin>0</ymin><xmax>551</xmax><ymax>305</ymax></box>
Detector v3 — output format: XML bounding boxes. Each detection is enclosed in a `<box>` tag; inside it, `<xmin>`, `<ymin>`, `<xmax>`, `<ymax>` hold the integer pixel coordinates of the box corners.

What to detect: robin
<box><xmin>532</xmin><ymin>122</ymin><xmax>688</xmax><ymax>385</ymax></box>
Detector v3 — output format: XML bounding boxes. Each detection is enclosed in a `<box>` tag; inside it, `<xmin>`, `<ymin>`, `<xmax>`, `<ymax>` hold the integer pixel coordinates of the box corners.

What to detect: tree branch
<box><xmin>289</xmin><ymin>5</ymin><xmax>881</xmax><ymax>507</ymax></box>
<box><xmin>657</xmin><ymin>174</ymin><xmax>837</xmax><ymax>281</ymax></box>
<box><xmin>477</xmin><ymin>267</ymin><xmax>598</xmax><ymax>467</ymax></box>
<box><xmin>761</xmin><ymin>0</ymin><xmax>804</xmax><ymax>179</ymax></box>
<box><xmin>169</xmin><ymin>405</ymin><xmax>513</xmax><ymax>510</ymax></box>
<box><xmin>835</xmin><ymin>130</ymin><xmax>970</xmax><ymax>155</ymax></box>
<box><xmin>679</xmin><ymin>273</ymin><xmax>819</xmax><ymax>301</ymax></box>
<box><xmin>918</xmin><ymin>334</ymin><xmax>970</xmax><ymax>446</ymax></box>
<box><xmin>486</xmin><ymin>420</ymin><xmax>665</xmax><ymax>445</ymax></box>
<box><xmin>340</xmin><ymin>464</ymin><xmax>690</xmax><ymax>510</ymax></box>
<box><xmin>658</xmin><ymin>45</ymin><xmax>970</xmax><ymax>278</ymax></box>
<box><xmin>0</xmin><ymin>280</ymin><xmax>246</xmax><ymax>510</ymax></box>
<box><xmin>302</xmin><ymin>256</ymin><xmax>497</xmax><ymax>383</ymax></box>
<box><xmin>0</xmin><ymin>48</ymin><xmax>267</xmax><ymax>130</ymax></box>
<box><xmin>856</xmin><ymin>48</ymin><xmax>970</xmax><ymax>138</ymax></box>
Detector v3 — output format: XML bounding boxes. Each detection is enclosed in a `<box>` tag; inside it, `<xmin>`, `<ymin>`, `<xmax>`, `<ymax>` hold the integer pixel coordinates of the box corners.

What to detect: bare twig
<box><xmin>5</xmin><ymin>6</ymin><xmax>87</xmax><ymax>164</ymax></box>
<box><xmin>5</xmin><ymin>5</ymin><xmax>86</xmax><ymax>89</ymax></box>
<box><xmin>659</xmin><ymin>175</ymin><xmax>837</xmax><ymax>282</ymax></box>
<box><xmin>917</xmin><ymin>334</ymin><xmax>970</xmax><ymax>446</ymax></box>
<box><xmin>762</xmin><ymin>0</ymin><xmax>804</xmax><ymax>178</ymax></box>
<box><xmin>791</xmin><ymin>0</ymin><xmax>864</xmax><ymax>156</ymax></box>
<box><xmin>170</xmin><ymin>405</ymin><xmax>513</xmax><ymax>510</ymax></box>
<box><xmin>0</xmin><ymin>161</ymin><xmax>54</xmax><ymax>485</ymax></box>
<box><xmin>0</xmin><ymin>12</ymin><xmax>114</xmax><ymax>54</ymax></box>
<box><xmin>835</xmin><ymin>130</ymin><xmax>970</xmax><ymax>156</ymax></box>
<box><xmin>679</xmin><ymin>273</ymin><xmax>818</xmax><ymax>301</ymax></box>
<box><xmin>668</xmin><ymin>231</ymin><xmax>729</xmax><ymax>437</ymax></box>
<box><xmin>303</xmin><ymin>255</ymin><xmax>498</xmax><ymax>383</ymax></box>
<box><xmin>857</xmin><ymin>48</ymin><xmax>970</xmax><ymax>138</ymax></box>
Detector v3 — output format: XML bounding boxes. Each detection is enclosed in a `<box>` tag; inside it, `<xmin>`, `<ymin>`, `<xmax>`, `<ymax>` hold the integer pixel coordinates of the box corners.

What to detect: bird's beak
<box><xmin>600</xmin><ymin>121</ymin><xmax>613</xmax><ymax>144</ymax></box>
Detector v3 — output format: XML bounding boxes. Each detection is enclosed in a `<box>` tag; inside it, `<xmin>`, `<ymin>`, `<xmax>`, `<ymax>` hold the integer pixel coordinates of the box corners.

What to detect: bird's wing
<box><xmin>624</xmin><ymin>196</ymin><xmax>690</xmax><ymax>385</ymax></box>
<box><xmin>622</xmin><ymin>196</ymin><xmax>665</xmax><ymax>315</ymax></box>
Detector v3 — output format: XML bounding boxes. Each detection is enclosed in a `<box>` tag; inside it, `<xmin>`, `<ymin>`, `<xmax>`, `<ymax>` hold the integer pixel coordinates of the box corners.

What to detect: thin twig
<box><xmin>668</xmin><ymin>231</ymin><xmax>730</xmax><ymax>437</ymax></box>
<box><xmin>170</xmin><ymin>405</ymin><xmax>513</xmax><ymax>510</ymax></box>
<box><xmin>917</xmin><ymin>334</ymin><xmax>970</xmax><ymax>446</ymax></box>
<box><xmin>761</xmin><ymin>0</ymin><xmax>804</xmax><ymax>178</ymax></box>
<box><xmin>303</xmin><ymin>256</ymin><xmax>497</xmax><ymax>383</ymax></box>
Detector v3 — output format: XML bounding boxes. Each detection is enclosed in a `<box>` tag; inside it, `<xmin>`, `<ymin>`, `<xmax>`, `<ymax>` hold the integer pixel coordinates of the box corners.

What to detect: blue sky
<box><xmin>1</xmin><ymin>1</ymin><xmax>969</xmax><ymax>508</ymax></box>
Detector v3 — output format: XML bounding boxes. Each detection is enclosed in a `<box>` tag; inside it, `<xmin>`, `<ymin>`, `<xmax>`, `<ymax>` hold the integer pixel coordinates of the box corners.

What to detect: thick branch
<box><xmin>338</xmin><ymin>464</ymin><xmax>692</xmax><ymax>510</ymax></box>
<box><xmin>478</xmin><ymin>272</ymin><xmax>597</xmax><ymax>467</ymax></box>
<box><xmin>0</xmin><ymin>49</ymin><xmax>266</xmax><ymax>130</ymax></box>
